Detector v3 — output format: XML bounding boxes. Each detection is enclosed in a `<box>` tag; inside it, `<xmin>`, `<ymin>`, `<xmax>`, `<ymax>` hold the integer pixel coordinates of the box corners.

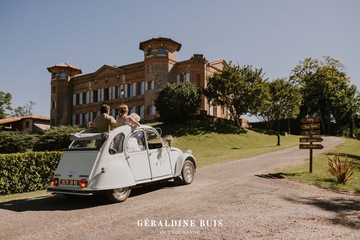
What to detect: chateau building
<box><xmin>47</xmin><ymin>37</ymin><xmax>226</xmax><ymax>126</ymax></box>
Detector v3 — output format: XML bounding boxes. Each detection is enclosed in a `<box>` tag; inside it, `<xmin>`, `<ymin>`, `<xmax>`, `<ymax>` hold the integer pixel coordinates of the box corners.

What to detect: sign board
<box><xmin>299</xmin><ymin>137</ymin><xmax>323</xmax><ymax>143</ymax></box>
<box><xmin>300</xmin><ymin>116</ymin><xmax>322</xmax><ymax>173</ymax></box>
<box><xmin>301</xmin><ymin>123</ymin><xmax>321</xmax><ymax>130</ymax></box>
<box><xmin>301</xmin><ymin>130</ymin><xmax>321</xmax><ymax>136</ymax></box>
<box><xmin>301</xmin><ymin>116</ymin><xmax>321</xmax><ymax>123</ymax></box>
<box><xmin>299</xmin><ymin>144</ymin><xmax>324</xmax><ymax>149</ymax></box>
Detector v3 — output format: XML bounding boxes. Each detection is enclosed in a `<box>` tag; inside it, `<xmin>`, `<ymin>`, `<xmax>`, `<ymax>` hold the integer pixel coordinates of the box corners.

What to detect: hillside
<box><xmin>152</xmin><ymin>121</ymin><xmax>300</xmax><ymax>167</ymax></box>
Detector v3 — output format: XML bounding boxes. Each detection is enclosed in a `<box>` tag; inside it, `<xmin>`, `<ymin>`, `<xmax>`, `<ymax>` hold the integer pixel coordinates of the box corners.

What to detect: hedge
<box><xmin>0</xmin><ymin>151</ymin><xmax>62</xmax><ymax>195</ymax></box>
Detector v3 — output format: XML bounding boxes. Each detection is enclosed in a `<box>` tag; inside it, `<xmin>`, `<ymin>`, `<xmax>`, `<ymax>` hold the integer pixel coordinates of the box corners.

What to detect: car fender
<box><xmin>88</xmin><ymin>160</ymin><xmax>135</xmax><ymax>190</ymax></box>
<box><xmin>174</xmin><ymin>152</ymin><xmax>197</xmax><ymax>177</ymax></box>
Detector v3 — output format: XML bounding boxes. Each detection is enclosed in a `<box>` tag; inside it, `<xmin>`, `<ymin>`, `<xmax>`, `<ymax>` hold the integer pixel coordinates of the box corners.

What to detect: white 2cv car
<box><xmin>47</xmin><ymin>125</ymin><xmax>196</xmax><ymax>203</ymax></box>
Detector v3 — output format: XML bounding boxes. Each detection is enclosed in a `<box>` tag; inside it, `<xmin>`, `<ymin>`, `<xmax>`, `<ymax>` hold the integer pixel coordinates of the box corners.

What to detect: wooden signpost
<box><xmin>299</xmin><ymin>117</ymin><xmax>323</xmax><ymax>173</ymax></box>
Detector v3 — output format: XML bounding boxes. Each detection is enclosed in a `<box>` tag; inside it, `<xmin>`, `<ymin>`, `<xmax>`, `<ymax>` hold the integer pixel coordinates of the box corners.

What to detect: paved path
<box><xmin>0</xmin><ymin>136</ymin><xmax>359</xmax><ymax>240</ymax></box>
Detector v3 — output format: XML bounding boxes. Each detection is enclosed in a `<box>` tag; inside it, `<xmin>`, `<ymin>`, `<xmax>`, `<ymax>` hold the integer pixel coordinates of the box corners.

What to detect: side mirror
<box><xmin>164</xmin><ymin>135</ymin><xmax>173</xmax><ymax>148</ymax></box>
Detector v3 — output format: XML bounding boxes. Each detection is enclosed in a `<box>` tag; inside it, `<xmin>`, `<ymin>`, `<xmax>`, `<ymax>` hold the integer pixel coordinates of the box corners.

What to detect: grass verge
<box><xmin>280</xmin><ymin>138</ymin><xmax>360</xmax><ymax>193</ymax></box>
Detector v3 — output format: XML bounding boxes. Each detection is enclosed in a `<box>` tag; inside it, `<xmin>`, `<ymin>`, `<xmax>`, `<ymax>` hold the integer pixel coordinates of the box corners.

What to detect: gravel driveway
<box><xmin>0</xmin><ymin>136</ymin><xmax>359</xmax><ymax>240</ymax></box>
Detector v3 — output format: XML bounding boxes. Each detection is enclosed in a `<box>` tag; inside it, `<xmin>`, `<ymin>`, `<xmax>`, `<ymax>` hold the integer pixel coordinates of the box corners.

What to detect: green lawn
<box><xmin>280</xmin><ymin>138</ymin><xmax>360</xmax><ymax>193</ymax></box>
<box><xmin>173</xmin><ymin>130</ymin><xmax>299</xmax><ymax>167</ymax></box>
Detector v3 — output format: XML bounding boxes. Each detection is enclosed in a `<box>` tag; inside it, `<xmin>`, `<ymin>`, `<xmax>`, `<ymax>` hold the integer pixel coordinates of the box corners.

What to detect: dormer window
<box><xmin>158</xmin><ymin>47</ymin><xmax>166</xmax><ymax>55</ymax></box>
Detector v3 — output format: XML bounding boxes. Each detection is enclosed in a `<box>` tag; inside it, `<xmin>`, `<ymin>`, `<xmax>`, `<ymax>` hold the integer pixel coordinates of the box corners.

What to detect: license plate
<box><xmin>60</xmin><ymin>179</ymin><xmax>79</xmax><ymax>186</ymax></box>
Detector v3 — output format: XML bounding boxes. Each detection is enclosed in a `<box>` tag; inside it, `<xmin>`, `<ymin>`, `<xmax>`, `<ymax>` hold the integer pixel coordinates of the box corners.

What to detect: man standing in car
<box><xmin>94</xmin><ymin>104</ymin><xmax>116</xmax><ymax>132</ymax></box>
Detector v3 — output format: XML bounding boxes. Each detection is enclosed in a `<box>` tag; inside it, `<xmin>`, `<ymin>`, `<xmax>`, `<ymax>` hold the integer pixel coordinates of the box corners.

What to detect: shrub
<box><xmin>0</xmin><ymin>151</ymin><xmax>62</xmax><ymax>194</ymax></box>
<box><xmin>0</xmin><ymin>131</ymin><xmax>38</xmax><ymax>153</ymax></box>
<box><xmin>33</xmin><ymin>125</ymin><xmax>83</xmax><ymax>151</ymax></box>
<box><xmin>327</xmin><ymin>155</ymin><xmax>355</xmax><ymax>184</ymax></box>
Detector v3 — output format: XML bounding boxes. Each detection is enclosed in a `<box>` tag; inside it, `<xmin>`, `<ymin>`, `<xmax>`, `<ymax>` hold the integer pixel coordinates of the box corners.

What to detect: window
<box><xmin>76</xmin><ymin>94</ymin><xmax>80</xmax><ymax>105</ymax></box>
<box><xmin>147</xmin><ymin>48</ymin><xmax>153</xmax><ymax>56</ymax></box>
<box><xmin>126</xmin><ymin>131</ymin><xmax>145</xmax><ymax>152</ymax></box>
<box><xmin>60</xmin><ymin>71</ymin><xmax>67</xmax><ymax>79</ymax></box>
<box><xmin>52</xmin><ymin>101</ymin><xmax>56</xmax><ymax>109</ymax></box>
<box><xmin>128</xmin><ymin>83</ymin><xmax>136</xmax><ymax>97</ymax></box>
<box><xmin>93</xmin><ymin>90</ymin><xmax>98</xmax><ymax>102</ymax></box>
<box><xmin>139</xmin><ymin>82</ymin><xmax>144</xmax><ymax>95</ymax></box>
<box><xmin>177</xmin><ymin>74</ymin><xmax>185</xmax><ymax>83</ymax></box>
<box><xmin>52</xmin><ymin>86</ymin><xmax>56</xmax><ymax>94</ymax></box>
<box><xmin>185</xmin><ymin>73</ymin><xmax>190</xmax><ymax>82</ymax></box>
<box><xmin>129</xmin><ymin>106</ymin><xmax>136</xmax><ymax>114</ymax></box>
<box><xmin>148</xmin><ymin>105</ymin><xmax>156</xmax><ymax>115</ymax></box>
<box><xmin>75</xmin><ymin>115</ymin><xmax>80</xmax><ymax>125</ymax></box>
<box><xmin>104</xmin><ymin>88</ymin><xmax>109</xmax><ymax>101</ymax></box>
<box><xmin>146</xmin><ymin>130</ymin><xmax>163</xmax><ymax>150</ymax></box>
<box><xmin>109</xmin><ymin>133</ymin><xmax>125</xmax><ymax>154</ymax></box>
<box><xmin>139</xmin><ymin>105</ymin><xmax>144</xmax><ymax>119</ymax></box>
<box><xmin>147</xmin><ymin>81</ymin><xmax>154</xmax><ymax>90</ymax></box>
<box><xmin>25</xmin><ymin>121</ymin><xmax>30</xmax><ymax>129</ymax></box>
<box><xmin>115</xmin><ymin>86</ymin><xmax>121</xmax><ymax>99</ymax></box>
<box><xmin>147</xmin><ymin>64</ymin><xmax>152</xmax><ymax>74</ymax></box>
<box><xmin>82</xmin><ymin>113</ymin><xmax>89</xmax><ymax>126</ymax></box>
<box><xmin>158</xmin><ymin>47</ymin><xmax>166</xmax><ymax>55</ymax></box>
<box><xmin>51</xmin><ymin>72</ymin><xmax>56</xmax><ymax>79</ymax></box>
<box><xmin>82</xmin><ymin>92</ymin><xmax>87</xmax><ymax>104</ymax></box>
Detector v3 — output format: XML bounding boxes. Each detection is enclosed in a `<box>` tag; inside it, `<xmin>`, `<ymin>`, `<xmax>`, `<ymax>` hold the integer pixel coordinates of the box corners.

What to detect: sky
<box><xmin>1</xmin><ymin>0</ymin><xmax>359</xmax><ymax>118</ymax></box>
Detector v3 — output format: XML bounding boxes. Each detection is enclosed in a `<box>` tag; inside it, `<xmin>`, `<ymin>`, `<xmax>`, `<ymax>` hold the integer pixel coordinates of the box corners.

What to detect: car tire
<box><xmin>107</xmin><ymin>187</ymin><xmax>131</xmax><ymax>203</ymax></box>
<box><xmin>181</xmin><ymin>159</ymin><xmax>195</xmax><ymax>185</ymax></box>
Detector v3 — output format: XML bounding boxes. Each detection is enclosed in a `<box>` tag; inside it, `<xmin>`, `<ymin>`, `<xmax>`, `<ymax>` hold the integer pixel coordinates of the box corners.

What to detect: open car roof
<box><xmin>70</xmin><ymin>132</ymin><xmax>108</xmax><ymax>141</ymax></box>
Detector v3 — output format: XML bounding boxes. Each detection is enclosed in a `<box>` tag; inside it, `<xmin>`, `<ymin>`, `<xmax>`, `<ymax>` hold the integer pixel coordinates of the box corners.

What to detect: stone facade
<box><xmin>47</xmin><ymin>37</ymin><xmax>226</xmax><ymax>126</ymax></box>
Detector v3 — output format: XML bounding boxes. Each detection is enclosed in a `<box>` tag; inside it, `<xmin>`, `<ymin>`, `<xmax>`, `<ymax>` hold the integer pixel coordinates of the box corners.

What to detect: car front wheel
<box><xmin>181</xmin><ymin>160</ymin><xmax>195</xmax><ymax>184</ymax></box>
<box><xmin>107</xmin><ymin>187</ymin><xmax>131</xmax><ymax>203</ymax></box>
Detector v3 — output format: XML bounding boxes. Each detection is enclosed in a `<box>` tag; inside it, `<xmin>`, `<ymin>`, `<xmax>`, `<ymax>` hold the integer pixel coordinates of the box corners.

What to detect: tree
<box><xmin>259</xmin><ymin>78</ymin><xmax>302</xmax><ymax>121</ymax></box>
<box><xmin>11</xmin><ymin>101</ymin><xmax>36</xmax><ymax>117</ymax></box>
<box><xmin>154</xmin><ymin>82</ymin><xmax>202</xmax><ymax>123</ymax></box>
<box><xmin>258</xmin><ymin>78</ymin><xmax>302</xmax><ymax>144</ymax></box>
<box><xmin>204</xmin><ymin>63</ymin><xmax>269</xmax><ymax>125</ymax></box>
<box><xmin>0</xmin><ymin>91</ymin><xmax>13</xmax><ymax>119</ymax></box>
<box><xmin>290</xmin><ymin>56</ymin><xmax>355</xmax><ymax>135</ymax></box>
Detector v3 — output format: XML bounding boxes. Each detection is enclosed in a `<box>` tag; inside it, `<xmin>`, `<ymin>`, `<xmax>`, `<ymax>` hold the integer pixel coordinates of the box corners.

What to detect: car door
<box><xmin>145</xmin><ymin>129</ymin><xmax>173</xmax><ymax>179</ymax></box>
<box><xmin>125</xmin><ymin>131</ymin><xmax>151</xmax><ymax>182</ymax></box>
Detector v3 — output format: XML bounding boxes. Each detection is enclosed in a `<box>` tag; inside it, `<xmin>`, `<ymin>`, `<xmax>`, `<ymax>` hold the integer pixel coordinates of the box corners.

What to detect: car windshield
<box><xmin>68</xmin><ymin>133</ymin><xmax>107</xmax><ymax>149</ymax></box>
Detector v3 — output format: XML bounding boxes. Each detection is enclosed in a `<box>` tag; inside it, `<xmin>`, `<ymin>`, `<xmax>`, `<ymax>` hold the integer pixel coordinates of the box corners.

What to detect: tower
<box><xmin>139</xmin><ymin>37</ymin><xmax>182</xmax><ymax>116</ymax></box>
<box><xmin>47</xmin><ymin>62</ymin><xmax>82</xmax><ymax>126</ymax></box>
